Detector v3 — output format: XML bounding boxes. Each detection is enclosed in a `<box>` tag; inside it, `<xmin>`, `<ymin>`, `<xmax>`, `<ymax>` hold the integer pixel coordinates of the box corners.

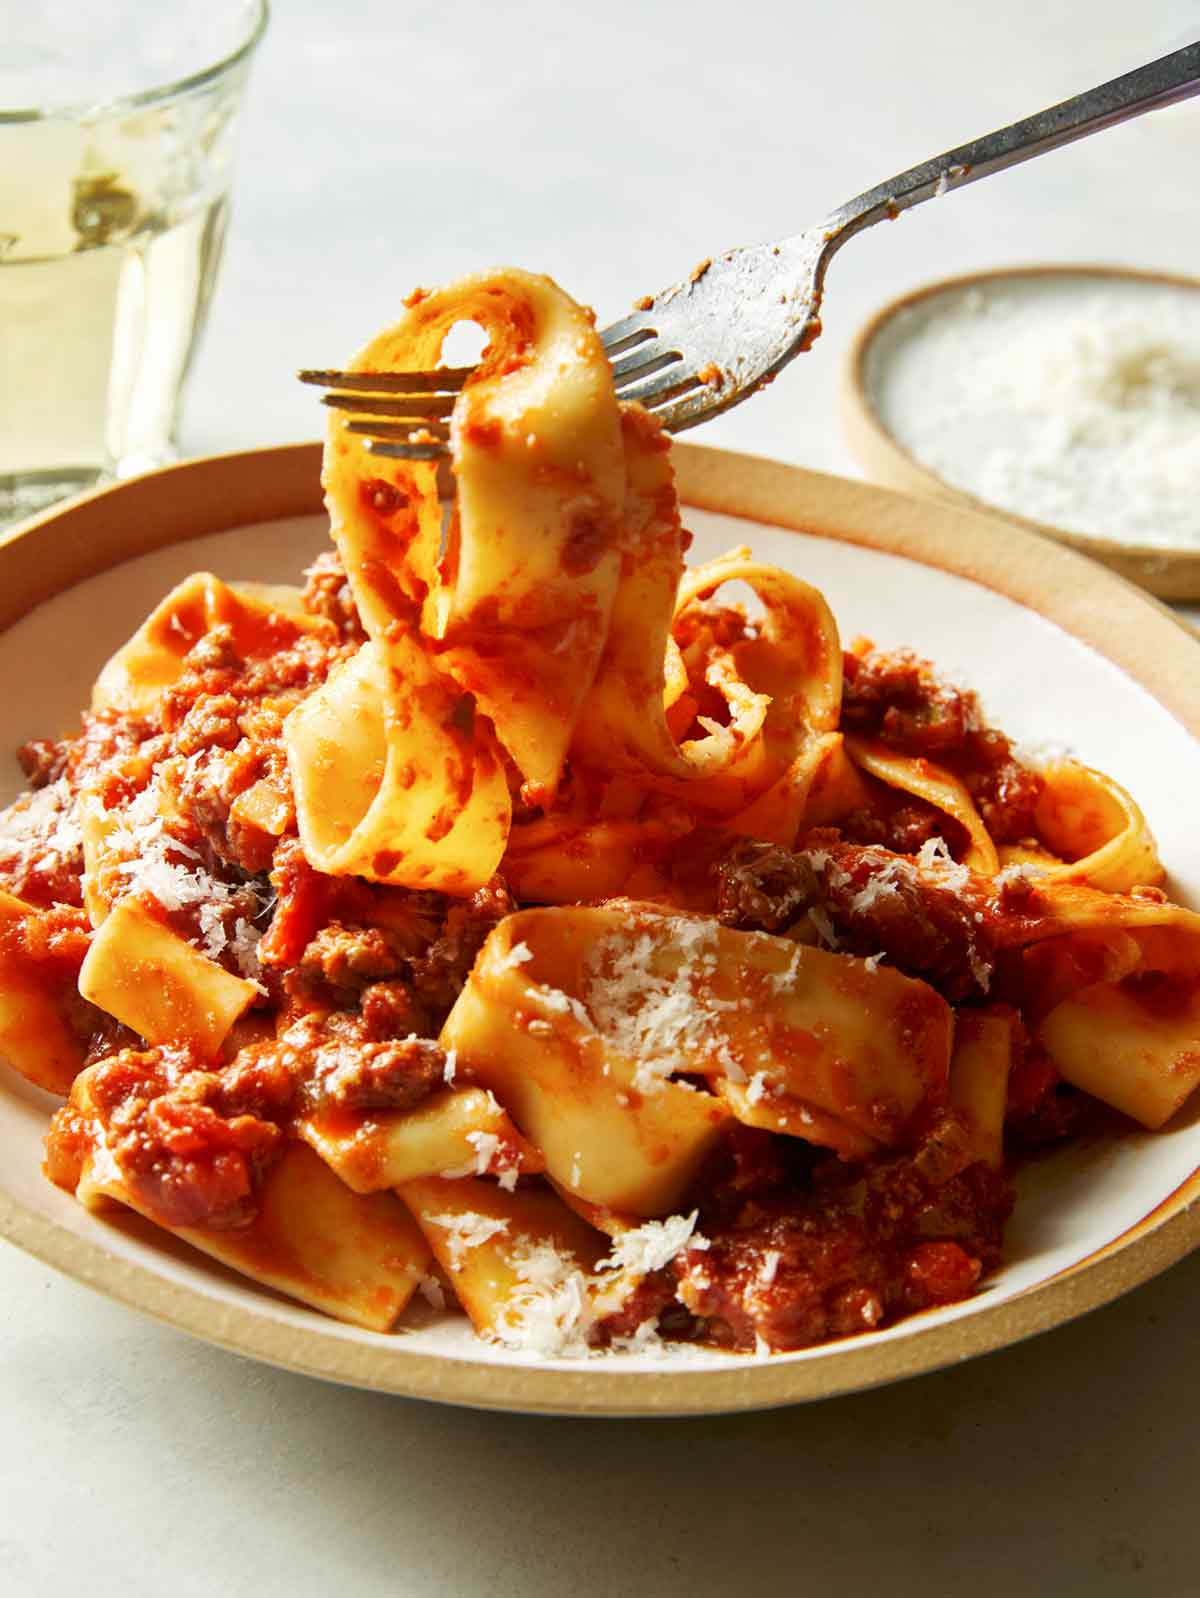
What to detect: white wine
<box><xmin>0</xmin><ymin>6</ymin><xmax>262</xmax><ymax>527</ymax></box>
<box><xmin>0</xmin><ymin>108</ymin><xmax>235</xmax><ymax>523</ymax></box>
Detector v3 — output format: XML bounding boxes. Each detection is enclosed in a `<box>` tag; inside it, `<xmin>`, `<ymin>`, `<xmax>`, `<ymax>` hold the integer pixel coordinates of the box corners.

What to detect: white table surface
<box><xmin>5</xmin><ymin>2</ymin><xmax>1200</xmax><ymax>1592</ymax></box>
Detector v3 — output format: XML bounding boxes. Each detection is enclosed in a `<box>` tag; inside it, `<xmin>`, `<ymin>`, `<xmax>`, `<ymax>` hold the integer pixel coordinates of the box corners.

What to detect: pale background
<box><xmin>5</xmin><ymin>1</ymin><xmax>1200</xmax><ymax>1592</ymax></box>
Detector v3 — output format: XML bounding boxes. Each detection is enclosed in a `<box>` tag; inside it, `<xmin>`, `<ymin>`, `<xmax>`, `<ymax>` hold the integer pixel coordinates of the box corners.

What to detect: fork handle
<box><xmin>822</xmin><ymin>40</ymin><xmax>1200</xmax><ymax>244</ymax></box>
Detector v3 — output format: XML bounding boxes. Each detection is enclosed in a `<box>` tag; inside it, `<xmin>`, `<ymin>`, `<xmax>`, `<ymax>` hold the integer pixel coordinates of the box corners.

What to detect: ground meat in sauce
<box><xmin>706</xmin><ymin>831</ymin><xmax>998</xmax><ymax>1002</ymax></box>
<box><xmin>0</xmin><ymin>902</ymin><xmax>124</xmax><ymax>1055</ymax></box>
<box><xmin>841</xmin><ymin>644</ymin><xmax>1043</xmax><ymax>844</ymax></box>
<box><xmin>17</xmin><ymin>738</ymin><xmax>70</xmax><ymax>788</ymax></box>
<box><xmin>296</xmin><ymin>922</ymin><xmax>410</xmax><ymax>996</ymax></box>
<box><xmin>45</xmin><ymin>1044</ymin><xmax>288</xmax><ymax>1231</ymax></box>
<box><xmin>154</xmin><ymin>625</ymin><xmax>355</xmax><ymax>876</ymax></box>
<box><xmin>359</xmin><ymin>979</ymin><xmax>432</xmax><ymax>1039</ymax></box>
<box><xmin>713</xmin><ymin>838</ymin><xmax>818</xmax><ymax>931</ymax></box>
<box><xmin>300</xmin><ymin>550</ymin><xmax>368</xmax><ymax>642</ymax></box>
<box><xmin>406</xmin><ymin>879</ymin><xmax>517</xmax><ymax>1023</ymax></box>
<box><xmin>839</xmin><ymin>788</ymin><xmax>968</xmax><ymax>858</ymax></box>
<box><xmin>842</xmin><ymin>644</ymin><xmax>974</xmax><ymax>753</ymax></box>
<box><xmin>0</xmin><ymin>788</ymin><xmax>85</xmax><ymax>909</ymax></box>
<box><xmin>674</xmin><ymin>1125</ymin><xmax>1013</xmax><ymax>1351</ymax></box>
<box><xmin>44</xmin><ymin>1017</ymin><xmax>451</xmax><ymax>1230</ymax></box>
<box><xmin>1</xmin><ymin>902</ymin><xmax>91</xmax><ymax>982</ymax></box>
<box><xmin>305</xmin><ymin>1034</ymin><xmax>447</xmax><ymax>1113</ymax></box>
<box><xmin>59</xmin><ymin>710</ymin><xmax>163</xmax><ymax>802</ymax></box>
<box><xmin>1002</xmin><ymin>1024</ymin><xmax>1112</xmax><ymax>1151</ymax></box>
<box><xmin>804</xmin><ymin>834</ymin><xmax>999</xmax><ymax>1001</ymax></box>
<box><xmin>592</xmin><ymin>1269</ymin><xmax>697</xmax><ymax>1346</ymax></box>
<box><xmin>259</xmin><ymin>840</ymin><xmax>441</xmax><ymax>968</ymax></box>
<box><xmin>259</xmin><ymin>839</ymin><xmax>506</xmax><ymax>1028</ymax></box>
<box><xmin>261</xmin><ymin>1010</ymin><xmax>449</xmax><ymax>1114</ymax></box>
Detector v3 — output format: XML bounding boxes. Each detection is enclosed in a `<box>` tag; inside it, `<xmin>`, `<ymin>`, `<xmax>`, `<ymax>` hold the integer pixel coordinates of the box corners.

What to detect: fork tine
<box><xmin>612</xmin><ymin>364</ymin><xmax>703</xmax><ymax>411</ymax></box>
<box><xmin>345</xmin><ymin>419</ymin><xmax>450</xmax><ymax>442</ymax></box>
<box><xmin>298</xmin><ymin>366</ymin><xmax>473</xmax><ymax>394</ymax></box>
<box><xmin>599</xmin><ymin>312</ymin><xmax>657</xmax><ymax>356</ymax></box>
<box><xmin>641</xmin><ymin>387</ymin><xmax>713</xmax><ymax>435</ymax></box>
<box><xmin>364</xmin><ymin>440</ymin><xmax>449</xmax><ymax>462</ymax></box>
<box><xmin>322</xmin><ymin>392</ymin><xmax>457</xmax><ymax>419</ymax></box>
<box><xmin>610</xmin><ymin>345</ymin><xmax>681</xmax><ymax>387</ymax></box>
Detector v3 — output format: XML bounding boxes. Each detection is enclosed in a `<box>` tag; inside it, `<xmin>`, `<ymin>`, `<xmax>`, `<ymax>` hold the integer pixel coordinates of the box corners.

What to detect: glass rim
<box><xmin>0</xmin><ymin>0</ymin><xmax>269</xmax><ymax>124</ymax></box>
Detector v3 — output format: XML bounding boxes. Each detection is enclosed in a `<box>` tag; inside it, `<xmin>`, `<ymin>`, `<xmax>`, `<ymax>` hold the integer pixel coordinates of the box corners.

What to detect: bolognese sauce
<box><xmin>5</xmin><ymin>565</ymin><xmax>1051</xmax><ymax>1351</ymax></box>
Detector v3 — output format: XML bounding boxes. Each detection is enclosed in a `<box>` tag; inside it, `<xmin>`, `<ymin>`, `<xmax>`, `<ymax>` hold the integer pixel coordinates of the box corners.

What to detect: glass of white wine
<box><xmin>0</xmin><ymin>2</ymin><xmax>268</xmax><ymax>528</ymax></box>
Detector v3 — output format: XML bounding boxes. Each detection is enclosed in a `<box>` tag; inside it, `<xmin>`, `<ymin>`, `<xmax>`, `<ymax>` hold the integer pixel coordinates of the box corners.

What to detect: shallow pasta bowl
<box><xmin>2</xmin><ymin>442</ymin><xmax>1200</xmax><ymax>1416</ymax></box>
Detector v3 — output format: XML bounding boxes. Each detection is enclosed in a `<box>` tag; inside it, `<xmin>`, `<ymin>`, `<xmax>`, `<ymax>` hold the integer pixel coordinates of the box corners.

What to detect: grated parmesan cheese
<box><xmin>915</xmin><ymin>835</ymin><xmax>974</xmax><ymax>894</ymax></box>
<box><xmin>467</xmin><ymin>1131</ymin><xmax>500</xmax><ymax>1169</ymax></box>
<box><xmin>607</xmin><ymin>1319</ymin><xmax>669</xmax><ymax>1356</ymax></box>
<box><xmin>597</xmin><ymin>1211</ymin><xmax>709</xmax><ymax>1277</ymax></box>
<box><xmin>746</xmin><ymin>1070</ymin><xmax>771</xmax><ymax>1105</ymax></box>
<box><xmin>846</xmin><ymin>856</ymin><xmax>905</xmax><ymax>914</ymax></box>
<box><xmin>198</xmin><ymin>901</ymin><xmax>228</xmax><ymax>960</ymax></box>
<box><xmin>491</xmin><ymin>1238</ymin><xmax>596</xmax><ymax>1357</ymax></box>
<box><xmin>994</xmin><ymin>861</ymin><xmax>1046</xmax><ymax>888</ymax></box>
<box><xmin>417</xmin><ymin>1274</ymin><xmax>446</xmax><ymax>1311</ymax></box>
<box><xmin>495</xmin><ymin>939</ymin><xmax>533</xmax><ymax>972</ymax></box>
<box><xmin>91</xmin><ymin>784</ymin><xmax>265</xmax><ymax>985</ymax></box>
<box><xmin>0</xmin><ymin>780</ymin><xmax>83</xmax><ymax>883</ymax></box>
<box><xmin>582</xmin><ymin>917</ymin><xmax>739</xmax><ymax>1093</ymax></box>
<box><xmin>439</xmin><ymin>1130</ymin><xmax>521</xmax><ymax>1191</ymax></box>
<box><xmin>490</xmin><ymin>1213</ymin><xmax>709</xmax><ymax>1359</ymax></box>
<box><xmin>531</xmin><ymin>984</ymin><xmax>592</xmax><ymax>1026</ymax></box>
<box><xmin>806</xmin><ymin>904</ymin><xmax>839</xmax><ymax>950</ymax></box>
<box><xmin>876</xmin><ymin>277</ymin><xmax>1200</xmax><ymax>550</ymax></box>
<box><xmin>807</xmin><ymin>840</ymin><xmax>993</xmax><ymax>992</ymax></box>
<box><xmin>426</xmin><ymin>1211</ymin><xmax>510</xmax><ymax>1270</ymax></box>
<box><xmin>230</xmin><ymin>918</ymin><xmax>263</xmax><ymax>983</ymax></box>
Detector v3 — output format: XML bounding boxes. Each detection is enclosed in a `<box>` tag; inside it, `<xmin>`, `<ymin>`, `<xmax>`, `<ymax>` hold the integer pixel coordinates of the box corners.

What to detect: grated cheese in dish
<box><xmin>868</xmin><ymin>274</ymin><xmax>1200</xmax><ymax>551</ymax></box>
<box><xmin>581</xmin><ymin>917</ymin><xmax>742</xmax><ymax>1094</ymax></box>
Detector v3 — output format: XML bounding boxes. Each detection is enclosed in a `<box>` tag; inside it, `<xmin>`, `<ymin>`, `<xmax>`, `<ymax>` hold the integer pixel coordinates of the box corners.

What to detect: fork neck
<box><xmin>815</xmin><ymin>40</ymin><xmax>1200</xmax><ymax>250</ymax></box>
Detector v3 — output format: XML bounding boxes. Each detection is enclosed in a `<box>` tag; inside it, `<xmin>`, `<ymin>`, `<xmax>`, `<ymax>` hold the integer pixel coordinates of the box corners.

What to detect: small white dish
<box><xmin>842</xmin><ymin>265</ymin><xmax>1200</xmax><ymax>601</ymax></box>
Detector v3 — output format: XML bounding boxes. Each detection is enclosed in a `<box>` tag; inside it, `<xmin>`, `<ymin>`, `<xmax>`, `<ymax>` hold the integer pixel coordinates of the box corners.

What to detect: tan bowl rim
<box><xmin>2</xmin><ymin>439</ymin><xmax>1200</xmax><ymax>1416</ymax></box>
<box><xmin>841</xmin><ymin>262</ymin><xmax>1200</xmax><ymax>601</ymax></box>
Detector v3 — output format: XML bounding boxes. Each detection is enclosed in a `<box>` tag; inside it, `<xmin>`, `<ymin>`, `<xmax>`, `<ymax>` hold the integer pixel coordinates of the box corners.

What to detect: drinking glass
<box><xmin>0</xmin><ymin>2</ymin><xmax>269</xmax><ymax>528</ymax></box>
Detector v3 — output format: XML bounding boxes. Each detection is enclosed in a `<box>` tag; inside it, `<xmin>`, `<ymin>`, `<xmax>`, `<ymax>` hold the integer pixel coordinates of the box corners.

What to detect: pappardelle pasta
<box><xmin>4</xmin><ymin>268</ymin><xmax>1199</xmax><ymax>1358</ymax></box>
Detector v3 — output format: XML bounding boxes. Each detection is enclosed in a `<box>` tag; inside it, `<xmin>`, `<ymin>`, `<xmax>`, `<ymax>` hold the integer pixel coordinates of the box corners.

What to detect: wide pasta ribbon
<box><xmin>93</xmin><ymin>572</ymin><xmax>332</xmax><ymax>716</ymax></box>
<box><xmin>1001</xmin><ymin>759</ymin><xmax>1163</xmax><ymax>893</ymax></box>
<box><xmin>286</xmin><ymin>270</ymin><xmax>633</xmax><ymax>887</ymax></box>
<box><xmin>0</xmin><ymin>889</ymin><xmax>87</xmax><ymax>1094</ymax></box>
<box><xmin>285</xmin><ymin>635</ymin><xmax>510</xmax><ymax>892</ymax></box>
<box><xmin>288</xmin><ymin>270</ymin><xmax>848</xmax><ymax>894</ymax></box>
<box><xmin>1003</xmin><ymin>883</ymin><xmax>1200</xmax><ymax>1128</ymax></box>
<box><xmin>817</xmin><ymin>737</ymin><xmax>1162</xmax><ymax>893</ymax></box>
<box><xmin>440</xmin><ymin>904</ymin><xmax>953</xmax><ymax>1178</ymax></box>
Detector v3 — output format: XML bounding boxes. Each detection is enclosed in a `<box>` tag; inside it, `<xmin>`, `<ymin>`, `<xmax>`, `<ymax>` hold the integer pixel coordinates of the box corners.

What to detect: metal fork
<box><xmin>300</xmin><ymin>41</ymin><xmax>1200</xmax><ymax>461</ymax></box>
